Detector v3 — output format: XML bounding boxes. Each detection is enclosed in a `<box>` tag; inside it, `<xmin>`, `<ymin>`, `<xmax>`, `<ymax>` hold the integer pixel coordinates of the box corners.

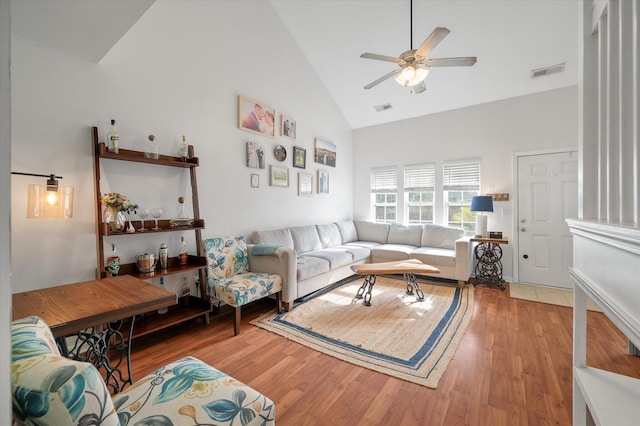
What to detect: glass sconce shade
<box><xmin>27</xmin><ymin>183</ymin><xmax>74</xmax><ymax>219</ymax></box>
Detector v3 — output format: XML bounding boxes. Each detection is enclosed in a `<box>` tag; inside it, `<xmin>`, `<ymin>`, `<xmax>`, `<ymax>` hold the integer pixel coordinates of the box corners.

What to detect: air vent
<box><xmin>374</xmin><ymin>103</ymin><xmax>393</xmax><ymax>112</ymax></box>
<box><xmin>531</xmin><ymin>62</ymin><xmax>565</xmax><ymax>78</ymax></box>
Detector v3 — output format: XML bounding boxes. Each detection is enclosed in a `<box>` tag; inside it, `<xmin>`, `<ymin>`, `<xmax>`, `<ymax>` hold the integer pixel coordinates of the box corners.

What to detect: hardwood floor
<box><xmin>128</xmin><ymin>283</ymin><xmax>640</xmax><ymax>425</ymax></box>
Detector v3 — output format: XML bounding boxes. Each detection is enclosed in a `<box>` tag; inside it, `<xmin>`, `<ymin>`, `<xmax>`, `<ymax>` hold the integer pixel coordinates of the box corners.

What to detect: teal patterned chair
<box><xmin>204</xmin><ymin>236</ymin><xmax>283</xmax><ymax>335</ymax></box>
<box><xmin>11</xmin><ymin>316</ymin><xmax>276</xmax><ymax>425</ymax></box>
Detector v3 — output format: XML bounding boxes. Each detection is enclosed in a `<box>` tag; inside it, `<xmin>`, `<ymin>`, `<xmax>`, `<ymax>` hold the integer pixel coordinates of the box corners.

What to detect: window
<box><xmin>443</xmin><ymin>161</ymin><xmax>480</xmax><ymax>233</ymax></box>
<box><xmin>371</xmin><ymin>167</ymin><xmax>397</xmax><ymax>223</ymax></box>
<box><xmin>404</xmin><ymin>164</ymin><xmax>435</xmax><ymax>224</ymax></box>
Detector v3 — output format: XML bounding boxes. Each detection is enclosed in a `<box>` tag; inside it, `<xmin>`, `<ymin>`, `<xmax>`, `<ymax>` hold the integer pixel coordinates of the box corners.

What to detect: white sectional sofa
<box><xmin>249</xmin><ymin>220</ymin><xmax>472</xmax><ymax>311</ymax></box>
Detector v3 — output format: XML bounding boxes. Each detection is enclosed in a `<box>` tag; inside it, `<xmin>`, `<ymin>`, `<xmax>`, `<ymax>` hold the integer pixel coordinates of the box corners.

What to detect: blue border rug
<box><xmin>251</xmin><ymin>275</ymin><xmax>474</xmax><ymax>388</ymax></box>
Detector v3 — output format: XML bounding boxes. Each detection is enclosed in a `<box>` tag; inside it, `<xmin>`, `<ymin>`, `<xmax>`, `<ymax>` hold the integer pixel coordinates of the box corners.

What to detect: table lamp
<box><xmin>470</xmin><ymin>195</ymin><xmax>493</xmax><ymax>238</ymax></box>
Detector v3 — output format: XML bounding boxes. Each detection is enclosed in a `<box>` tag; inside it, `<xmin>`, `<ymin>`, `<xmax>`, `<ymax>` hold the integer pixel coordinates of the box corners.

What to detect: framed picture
<box><xmin>314</xmin><ymin>138</ymin><xmax>336</xmax><ymax>167</ymax></box>
<box><xmin>238</xmin><ymin>95</ymin><xmax>275</xmax><ymax>138</ymax></box>
<box><xmin>281</xmin><ymin>115</ymin><xmax>297</xmax><ymax>140</ymax></box>
<box><xmin>270</xmin><ymin>165</ymin><xmax>289</xmax><ymax>187</ymax></box>
<box><xmin>298</xmin><ymin>173</ymin><xmax>313</xmax><ymax>196</ymax></box>
<box><xmin>293</xmin><ymin>146</ymin><xmax>306</xmax><ymax>169</ymax></box>
<box><xmin>318</xmin><ymin>169</ymin><xmax>329</xmax><ymax>194</ymax></box>
<box><xmin>246</xmin><ymin>141</ymin><xmax>265</xmax><ymax>169</ymax></box>
<box><xmin>274</xmin><ymin>145</ymin><xmax>287</xmax><ymax>162</ymax></box>
<box><xmin>250</xmin><ymin>174</ymin><xmax>259</xmax><ymax>188</ymax></box>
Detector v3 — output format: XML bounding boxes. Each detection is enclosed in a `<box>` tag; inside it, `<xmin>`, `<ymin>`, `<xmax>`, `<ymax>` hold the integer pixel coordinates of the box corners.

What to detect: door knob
<box><xmin>521</xmin><ymin>218</ymin><xmax>526</xmax><ymax>223</ymax></box>
<box><xmin>523</xmin><ymin>254</ymin><xmax>528</xmax><ymax>259</ymax></box>
<box><xmin>520</xmin><ymin>227</ymin><xmax>526</xmax><ymax>232</ymax></box>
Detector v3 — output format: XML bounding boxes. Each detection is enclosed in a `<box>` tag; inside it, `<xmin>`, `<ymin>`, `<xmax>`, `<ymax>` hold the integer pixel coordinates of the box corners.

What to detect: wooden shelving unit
<box><xmin>91</xmin><ymin>126</ymin><xmax>210</xmax><ymax>336</ymax></box>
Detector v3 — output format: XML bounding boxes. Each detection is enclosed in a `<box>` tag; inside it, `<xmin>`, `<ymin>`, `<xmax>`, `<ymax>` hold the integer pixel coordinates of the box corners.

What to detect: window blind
<box><xmin>370</xmin><ymin>167</ymin><xmax>397</xmax><ymax>193</ymax></box>
<box><xmin>443</xmin><ymin>162</ymin><xmax>480</xmax><ymax>191</ymax></box>
<box><xmin>404</xmin><ymin>163</ymin><xmax>435</xmax><ymax>191</ymax></box>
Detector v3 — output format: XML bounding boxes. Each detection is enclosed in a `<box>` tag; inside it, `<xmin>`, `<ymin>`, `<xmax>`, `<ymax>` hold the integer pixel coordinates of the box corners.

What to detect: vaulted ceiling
<box><xmin>10</xmin><ymin>0</ymin><xmax>579</xmax><ymax>129</ymax></box>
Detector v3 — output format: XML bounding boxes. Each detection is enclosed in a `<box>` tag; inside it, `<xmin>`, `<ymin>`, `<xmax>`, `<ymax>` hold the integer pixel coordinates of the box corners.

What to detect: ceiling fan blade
<box><xmin>411</xmin><ymin>81</ymin><xmax>426</xmax><ymax>94</ymax></box>
<box><xmin>425</xmin><ymin>57</ymin><xmax>477</xmax><ymax>67</ymax></box>
<box><xmin>360</xmin><ymin>52</ymin><xmax>402</xmax><ymax>63</ymax></box>
<box><xmin>364</xmin><ymin>69</ymin><xmax>402</xmax><ymax>89</ymax></box>
<box><xmin>415</xmin><ymin>27</ymin><xmax>450</xmax><ymax>58</ymax></box>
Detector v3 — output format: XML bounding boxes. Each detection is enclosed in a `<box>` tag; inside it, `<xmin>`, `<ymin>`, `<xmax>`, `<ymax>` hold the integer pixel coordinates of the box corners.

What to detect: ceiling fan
<box><xmin>360</xmin><ymin>0</ymin><xmax>477</xmax><ymax>94</ymax></box>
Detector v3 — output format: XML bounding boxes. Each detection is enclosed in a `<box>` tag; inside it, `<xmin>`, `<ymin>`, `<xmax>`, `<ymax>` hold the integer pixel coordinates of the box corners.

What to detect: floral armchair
<box><xmin>11</xmin><ymin>316</ymin><xmax>275</xmax><ymax>425</ymax></box>
<box><xmin>204</xmin><ymin>236</ymin><xmax>283</xmax><ymax>335</ymax></box>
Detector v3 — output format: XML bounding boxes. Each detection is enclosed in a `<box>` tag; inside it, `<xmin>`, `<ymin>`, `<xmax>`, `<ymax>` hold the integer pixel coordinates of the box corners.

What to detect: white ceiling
<box><xmin>10</xmin><ymin>0</ymin><xmax>579</xmax><ymax>130</ymax></box>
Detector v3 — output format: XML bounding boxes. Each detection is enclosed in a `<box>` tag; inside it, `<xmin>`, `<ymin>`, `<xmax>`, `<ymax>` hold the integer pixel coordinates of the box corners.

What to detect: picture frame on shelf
<box><xmin>281</xmin><ymin>115</ymin><xmax>296</xmax><ymax>140</ymax></box>
<box><xmin>318</xmin><ymin>169</ymin><xmax>329</xmax><ymax>194</ymax></box>
<box><xmin>270</xmin><ymin>165</ymin><xmax>289</xmax><ymax>187</ymax></box>
<box><xmin>314</xmin><ymin>138</ymin><xmax>336</xmax><ymax>167</ymax></box>
<box><xmin>293</xmin><ymin>146</ymin><xmax>306</xmax><ymax>169</ymax></box>
<box><xmin>250</xmin><ymin>174</ymin><xmax>259</xmax><ymax>188</ymax></box>
<box><xmin>298</xmin><ymin>173</ymin><xmax>313</xmax><ymax>196</ymax></box>
<box><xmin>246</xmin><ymin>141</ymin><xmax>265</xmax><ymax>169</ymax></box>
<box><xmin>238</xmin><ymin>95</ymin><xmax>275</xmax><ymax>138</ymax></box>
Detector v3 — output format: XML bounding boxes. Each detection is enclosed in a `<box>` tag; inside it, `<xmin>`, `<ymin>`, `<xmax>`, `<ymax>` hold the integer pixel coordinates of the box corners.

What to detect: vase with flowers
<box><xmin>101</xmin><ymin>192</ymin><xmax>138</xmax><ymax>232</ymax></box>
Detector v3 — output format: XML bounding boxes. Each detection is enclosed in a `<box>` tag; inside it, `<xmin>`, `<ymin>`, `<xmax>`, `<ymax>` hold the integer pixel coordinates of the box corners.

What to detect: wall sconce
<box><xmin>11</xmin><ymin>172</ymin><xmax>74</xmax><ymax>219</ymax></box>
<box><xmin>470</xmin><ymin>195</ymin><xmax>493</xmax><ymax>238</ymax></box>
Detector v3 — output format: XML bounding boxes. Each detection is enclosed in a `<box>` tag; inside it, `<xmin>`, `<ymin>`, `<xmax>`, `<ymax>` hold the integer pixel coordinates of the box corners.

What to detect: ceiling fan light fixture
<box><xmin>395</xmin><ymin>67</ymin><xmax>429</xmax><ymax>87</ymax></box>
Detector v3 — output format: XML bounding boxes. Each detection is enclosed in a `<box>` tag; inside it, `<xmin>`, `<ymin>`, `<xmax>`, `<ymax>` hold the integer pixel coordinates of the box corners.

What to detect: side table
<box><xmin>471</xmin><ymin>237</ymin><xmax>508</xmax><ymax>290</ymax></box>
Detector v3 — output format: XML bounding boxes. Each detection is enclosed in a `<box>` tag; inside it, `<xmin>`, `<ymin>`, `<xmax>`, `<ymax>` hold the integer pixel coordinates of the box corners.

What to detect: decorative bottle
<box><xmin>107</xmin><ymin>119</ymin><xmax>119</xmax><ymax>153</ymax></box>
<box><xmin>158</xmin><ymin>277</ymin><xmax>168</xmax><ymax>314</ymax></box>
<box><xmin>178</xmin><ymin>236</ymin><xmax>188</xmax><ymax>265</ymax></box>
<box><xmin>145</xmin><ymin>134</ymin><xmax>159</xmax><ymax>159</ymax></box>
<box><xmin>159</xmin><ymin>243</ymin><xmax>168</xmax><ymax>269</ymax></box>
<box><xmin>106</xmin><ymin>243</ymin><xmax>120</xmax><ymax>276</ymax></box>
<box><xmin>179</xmin><ymin>135</ymin><xmax>188</xmax><ymax>161</ymax></box>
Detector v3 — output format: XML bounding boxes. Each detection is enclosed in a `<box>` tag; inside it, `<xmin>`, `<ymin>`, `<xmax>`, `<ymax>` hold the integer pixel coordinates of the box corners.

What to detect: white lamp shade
<box><xmin>27</xmin><ymin>184</ymin><xmax>74</xmax><ymax>219</ymax></box>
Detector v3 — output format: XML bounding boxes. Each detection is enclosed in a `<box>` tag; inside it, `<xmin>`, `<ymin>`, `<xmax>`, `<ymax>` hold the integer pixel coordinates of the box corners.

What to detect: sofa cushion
<box><xmin>251</xmin><ymin>228</ymin><xmax>294</xmax><ymax>250</ymax></box>
<box><xmin>316</xmin><ymin>223</ymin><xmax>343</xmax><ymax>248</ymax></box>
<box><xmin>290</xmin><ymin>225</ymin><xmax>322</xmax><ymax>253</ymax></box>
<box><xmin>422</xmin><ymin>224</ymin><xmax>465</xmax><ymax>250</ymax></box>
<box><xmin>296</xmin><ymin>256</ymin><xmax>330</xmax><ymax>281</ymax></box>
<box><xmin>370</xmin><ymin>244</ymin><xmax>416</xmax><ymax>261</ymax></box>
<box><xmin>336</xmin><ymin>220</ymin><xmax>358</xmax><ymax>243</ymax></box>
<box><xmin>388</xmin><ymin>224</ymin><xmax>423</xmax><ymax>246</ymax></box>
<box><xmin>345</xmin><ymin>241</ymin><xmax>382</xmax><ymax>250</ymax></box>
<box><xmin>411</xmin><ymin>247</ymin><xmax>457</xmax><ymax>267</ymax></box>
<box><xmin>334</xmin><ymin>244</ymin><xmax>371</xmax><ymax>262</ymax></box>
<box><xmin>305</xmin><ymin>248</ymin><xmax>354</xmax><ymax>269</ymax></box>
<box><xmin>354</xmin><ymin>220</ymin><xmax>390</xmax><ymax>244</ymax></box>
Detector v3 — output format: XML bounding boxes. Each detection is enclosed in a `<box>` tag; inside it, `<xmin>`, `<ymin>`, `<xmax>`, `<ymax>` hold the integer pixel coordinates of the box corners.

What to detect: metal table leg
<box><xmin>404</xmin><ymin>273</ymin><xmax>425</xmax><ymax>301</ymax></box>
<box><xmin>355</xmin><ymin>274</ymin><xmax>376</xmax><ymax>306</ymax></box>
<box><xmin>61</xmin><ymin>316</ymin><xmax>136</xmax><ymax>393</ymax></box>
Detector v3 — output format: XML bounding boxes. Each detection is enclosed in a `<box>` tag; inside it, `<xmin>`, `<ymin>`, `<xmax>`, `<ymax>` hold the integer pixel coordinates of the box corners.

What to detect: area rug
<box><xmin>250</xmin><ymin>275</ymin><xmax>474</xmax><ymax>388</ymax></box>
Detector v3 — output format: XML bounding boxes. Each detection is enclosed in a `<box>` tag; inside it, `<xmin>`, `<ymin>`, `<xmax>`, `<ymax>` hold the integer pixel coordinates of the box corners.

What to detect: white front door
<box><xmin>517</xmin><ymin>151</ymin><xmax>578</xmax><ymax>288</ymax></box>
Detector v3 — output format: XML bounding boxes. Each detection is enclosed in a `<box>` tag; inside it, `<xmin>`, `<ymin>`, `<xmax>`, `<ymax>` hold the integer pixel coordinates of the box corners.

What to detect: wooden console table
<box><xmin>13</xmin><ymin>275</ymin><xmax>176</xmax><ymax>392</ymax></box>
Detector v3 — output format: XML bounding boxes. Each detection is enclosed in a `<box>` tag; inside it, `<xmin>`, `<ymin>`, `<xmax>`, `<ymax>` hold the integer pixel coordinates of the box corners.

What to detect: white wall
<box><xmin>353</xmin><ymin>86</ymin><xmax>579</xmax><ymax>280</ymax></box>
<box><xmin>10</xmin><ymin>1</ymin><xmax>353</xmax><ymax>292</ymax></box>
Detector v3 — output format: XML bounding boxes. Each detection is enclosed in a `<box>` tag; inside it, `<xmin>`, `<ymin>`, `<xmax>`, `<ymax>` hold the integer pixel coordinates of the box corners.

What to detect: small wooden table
<box><xmin>13</xmin><ymin>275</ymin><xmax>176</xmax><ymax>392</ymax></box>
<box><xmin>351</xmin><ymin>259</ymin><xmax>440</xmax><ymax>306</ymax></box>
<box><xmin>470</xmin><ymin>237</ymin><xmax>508</xmax><ymax>290</ymax></box>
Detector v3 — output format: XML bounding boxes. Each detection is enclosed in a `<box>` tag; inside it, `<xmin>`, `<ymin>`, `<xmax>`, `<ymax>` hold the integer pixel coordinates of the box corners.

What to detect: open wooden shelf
<box><xmin>96</xmin><ymin>141</ymin><xmax>199</xmax><ymax>167</ymax></box>
<box><xmin>92</xmin><ymin>124</ymin><xmax>210</xmax><ymax>340</ymax></box>
<box><xmin>100</xmin><ymin>219</ymin><xmax>205</xmax><ymax>236</ymax></box>
<box><xmin>103</xmin><ymin>255</ymin><xmax>207</xmax><ymax>279</ymax></box>
<box><xmin>124</xmin><ymin>296</ymin><xmax>211</xmax><ymax>341</ymax></box>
